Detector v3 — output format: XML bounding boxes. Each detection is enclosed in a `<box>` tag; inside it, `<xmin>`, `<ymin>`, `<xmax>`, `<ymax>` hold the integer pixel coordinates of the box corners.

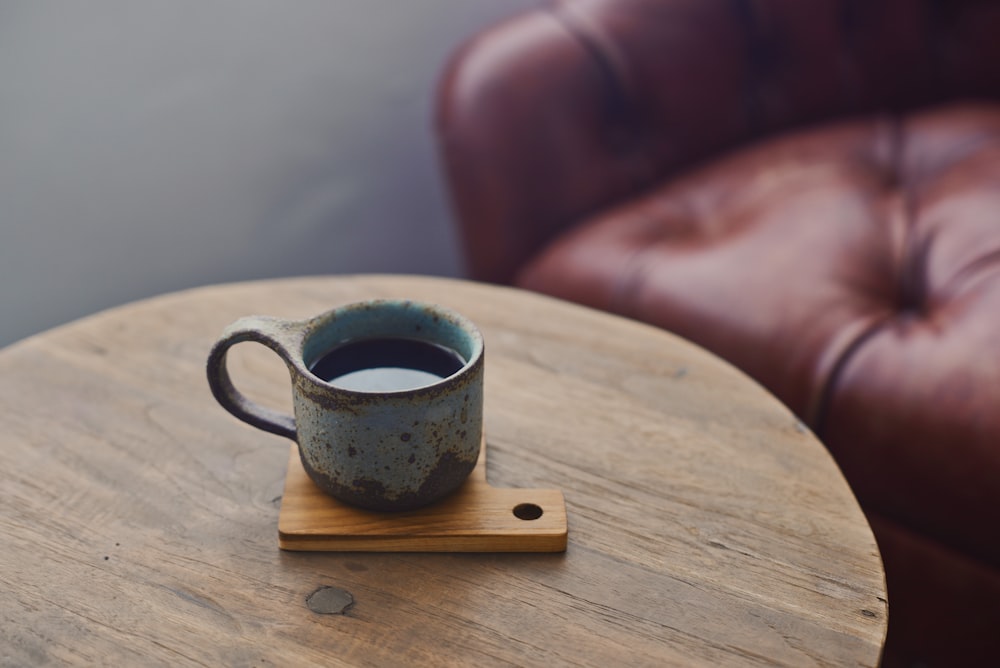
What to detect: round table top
<box><xmin>0</xmin><ymin>275</ymin><xmax>886</xmax><ymax>666</ymax></box>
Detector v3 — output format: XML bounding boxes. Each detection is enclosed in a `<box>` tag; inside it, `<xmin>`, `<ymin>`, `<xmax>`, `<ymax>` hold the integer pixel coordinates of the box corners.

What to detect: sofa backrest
<box><xmin>437</xmin><ymin>0</ymin><xmax>1000</xmax><ymax>282</ymax></box>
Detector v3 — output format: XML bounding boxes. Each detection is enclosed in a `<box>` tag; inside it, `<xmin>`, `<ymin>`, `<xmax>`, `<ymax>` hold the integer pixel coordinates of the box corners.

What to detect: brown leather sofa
<box><xmin>435</xmin><ymin>1</ymin><xmax>1000</xmax><ymax>665</ymax></box>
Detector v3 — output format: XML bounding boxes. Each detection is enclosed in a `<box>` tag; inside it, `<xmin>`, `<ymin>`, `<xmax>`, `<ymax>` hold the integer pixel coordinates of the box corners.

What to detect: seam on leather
<box><xmin>891</xmin><ymin>113</ymin><xmax>929</xmax><ymax>316</ymax></box>
<box><xmin>941</xmin><ymin>247</ymin><xmax>1000</xmax><ymax>301</ymax></box>
<box><xmin>728</xmin><ymin>0</ymin><xmax>764</xmax><ymax>133</ymax></box>
<box><xmin>811</xmin><ymin>313</ymin><xmax>895</xmax><ymax>437</ymax></box>
<box><xmin>548</xmin><ymin>3</ymin><xmax>643</xmax><ymax>162</ymax></box>
<box><xmin>898</xmin><ymin>225</ymin><xmax>934</xmax><ymax>316</ymax></box>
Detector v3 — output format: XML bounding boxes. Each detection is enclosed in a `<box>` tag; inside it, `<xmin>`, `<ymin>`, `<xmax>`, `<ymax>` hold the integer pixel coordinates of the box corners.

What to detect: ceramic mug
<box><xmin>206</xmin><ymin>300</ymin><xmax>484</xmax><ymax>511</ymax></box>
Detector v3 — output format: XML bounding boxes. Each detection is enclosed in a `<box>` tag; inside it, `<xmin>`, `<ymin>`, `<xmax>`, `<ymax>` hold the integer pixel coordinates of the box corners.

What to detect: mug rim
<box><xmin>296</xmin><ymin>299</ymin><xmax>485</xmax><ymax>395</ymax></box>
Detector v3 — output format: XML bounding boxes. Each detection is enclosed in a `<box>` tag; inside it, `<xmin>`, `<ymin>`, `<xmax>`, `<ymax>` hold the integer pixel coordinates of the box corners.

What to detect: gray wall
<box><xmin>0</xmin><ymin>1</ymin><xmax>537</xmax><ymax>347</ymax></box>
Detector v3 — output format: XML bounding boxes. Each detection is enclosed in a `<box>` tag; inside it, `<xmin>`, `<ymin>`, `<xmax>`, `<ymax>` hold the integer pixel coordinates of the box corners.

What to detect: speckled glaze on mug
<box><xmin>206</xmin><ymin>300</ymin><xmax>484</xmax><ymax>512</ymax></box>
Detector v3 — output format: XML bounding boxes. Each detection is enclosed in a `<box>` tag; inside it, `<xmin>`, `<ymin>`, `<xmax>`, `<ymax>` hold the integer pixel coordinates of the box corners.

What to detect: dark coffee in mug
<box><xmin>309</xmin><ymin>337</ymin><xmax>466</xmax><ymax>391</ymax></box>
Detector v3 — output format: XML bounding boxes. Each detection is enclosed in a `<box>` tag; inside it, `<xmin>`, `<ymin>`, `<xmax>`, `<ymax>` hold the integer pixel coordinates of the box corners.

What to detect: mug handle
<box><xmin>206</xmin><ymin>315</ymin><xmax>302</xmax><ymax>440</ymax></box>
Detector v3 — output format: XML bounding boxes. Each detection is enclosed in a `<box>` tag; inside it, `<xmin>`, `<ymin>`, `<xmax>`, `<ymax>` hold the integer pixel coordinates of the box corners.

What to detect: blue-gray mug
<box><xmin>206</xmin><ymin>300</ymin><xmax>485</xmax><ymax>512</ymax></box>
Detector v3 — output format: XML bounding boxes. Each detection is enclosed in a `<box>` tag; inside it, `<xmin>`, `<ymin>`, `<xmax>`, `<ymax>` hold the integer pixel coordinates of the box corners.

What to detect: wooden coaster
<box><xmin>278</xmin><ymin>438</ymin><xmax>567</xmax><ymax>552</ymax></box>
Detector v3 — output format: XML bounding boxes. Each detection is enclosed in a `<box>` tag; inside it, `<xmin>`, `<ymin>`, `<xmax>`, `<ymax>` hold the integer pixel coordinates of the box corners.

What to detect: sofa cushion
<box><xmin>517</xmin><ymin>102</ymin><xmax>1000</xmax><ymax>570</ymax></box>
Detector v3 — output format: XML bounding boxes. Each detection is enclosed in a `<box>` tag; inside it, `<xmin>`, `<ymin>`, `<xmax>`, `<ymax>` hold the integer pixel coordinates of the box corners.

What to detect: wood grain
<box><xmin>279</xmin><ymin>438</ymin><xmax>568</xmax><ymax>552</ymax></box>
<box><xmin>0</xmin><ymin>275</ymin><xmax>887</xmax><ymax>666</ymax></box>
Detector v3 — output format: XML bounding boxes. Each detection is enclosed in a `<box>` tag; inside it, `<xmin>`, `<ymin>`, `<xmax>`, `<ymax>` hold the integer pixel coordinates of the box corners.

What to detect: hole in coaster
<box><xmin>513</xmin><ymin>503</ymin><xmax>543</xmax><ymax>521</ymax></box>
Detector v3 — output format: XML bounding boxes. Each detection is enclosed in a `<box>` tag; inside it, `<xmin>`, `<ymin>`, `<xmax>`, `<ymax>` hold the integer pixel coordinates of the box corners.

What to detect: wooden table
<box><xmin>0</xmin><ymin>275</ymin><xmax>887</xmax><ymax>666</ymax></box>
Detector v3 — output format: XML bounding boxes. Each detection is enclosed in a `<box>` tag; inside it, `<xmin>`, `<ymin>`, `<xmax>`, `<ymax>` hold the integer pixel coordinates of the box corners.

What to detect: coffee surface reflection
<box><xmin>309</xmin><ymin>337</ymin><xmax>466</xmax><ymax>392</ymax></box>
